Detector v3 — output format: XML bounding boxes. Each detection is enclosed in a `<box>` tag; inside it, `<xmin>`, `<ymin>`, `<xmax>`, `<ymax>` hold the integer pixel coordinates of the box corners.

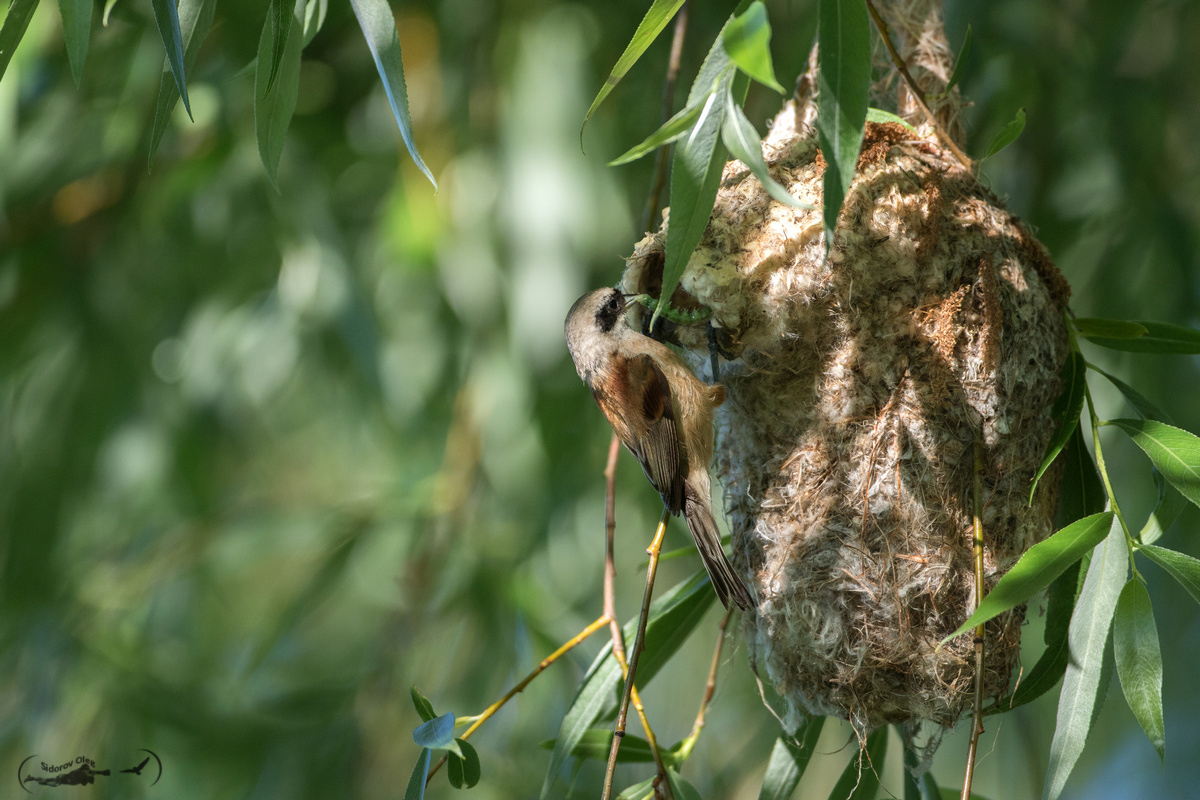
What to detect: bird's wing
<box><xmin>626</xmin><ymin>353</ymin><xmax>685</xmax><ymax>511</ymax></box>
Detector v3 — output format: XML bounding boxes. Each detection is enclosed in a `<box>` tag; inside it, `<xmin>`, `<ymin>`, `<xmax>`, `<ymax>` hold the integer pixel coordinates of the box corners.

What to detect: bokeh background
<box><xmin>1</xmin><ymin>0</ymin><xmax>1198</xmax><ymax>798</ymax></box>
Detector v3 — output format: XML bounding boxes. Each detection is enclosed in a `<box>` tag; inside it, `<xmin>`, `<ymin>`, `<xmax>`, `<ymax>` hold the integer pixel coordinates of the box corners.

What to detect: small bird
<box><xmin>564</xmin><ymin>288</ymin><xmax>753</xmax><ymax>610</ymax></box>
<box><xmin>120</xmin><ymin>757</ymin><xmax>150</xmax><ymax>775</ymax></box>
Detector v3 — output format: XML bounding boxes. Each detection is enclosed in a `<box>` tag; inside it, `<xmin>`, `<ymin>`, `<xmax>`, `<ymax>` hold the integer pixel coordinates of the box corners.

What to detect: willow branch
<box><xmin>640</xmin><ymin>1</ymin><xmax>690</xmax><ymax>233</ymax></box>
<box><xmin>864</xmin><ymin>0</ymin><xmax>973</xmax><ymax>170</ymax></box>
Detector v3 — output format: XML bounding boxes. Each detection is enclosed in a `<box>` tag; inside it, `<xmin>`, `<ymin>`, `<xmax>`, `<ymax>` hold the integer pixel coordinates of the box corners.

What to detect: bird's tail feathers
<box><xmin>682</xmin><ymin>487</ymin><xmax>753</xmax><ymax>611</ymax></box>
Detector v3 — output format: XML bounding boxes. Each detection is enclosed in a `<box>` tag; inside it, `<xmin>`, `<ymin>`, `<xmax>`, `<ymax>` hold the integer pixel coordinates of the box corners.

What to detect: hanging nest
<box><xmin>619</xmin><ymin>100</ymin><xmax>1070</xmax><ymax>732</ymax></box>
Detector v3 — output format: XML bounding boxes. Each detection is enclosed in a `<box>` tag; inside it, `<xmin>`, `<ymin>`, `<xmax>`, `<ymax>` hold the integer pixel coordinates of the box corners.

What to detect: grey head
<box><xmin>563</xmin><ymin>287</ymin><xmax>630</xmax><ymax>380</ymax></box>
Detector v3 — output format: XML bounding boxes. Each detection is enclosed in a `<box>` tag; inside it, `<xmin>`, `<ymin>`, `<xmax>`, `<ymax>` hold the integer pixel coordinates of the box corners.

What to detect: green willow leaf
<box><xmin>446</xmin><ymin>738</ymin><xmax>481</xmax><ymax>789</ymax></box>
<box><xmin>943</xmin><ymin>24</ymin><xmax>971</xmax><ymax>93</ymax></box>
<box><xmin>722</xmin><ymin>1</ymin><xmax>785</xmax><ymax>93</ymax></box>
<box><xmin>983</xmin><ymin>107</ymin><xmax>1026</xmax><ymax>160</ymax></box>
<box><xmin>151</xmin><ymin>0</ymin><xmax>193</xmax><ymax>119</ymax></box>
<box><xmin>103</xmin><ymin>0</ymin><xmax>119</xmax><ymax>25</ymax></box>
<box><xmin>255</xmin><ymin>0</ymin><xmax>303</xmax><ymax>191</ymax></box>
<box><xmin>350</xmin><ymin>0</ymin><xmax>436</xmax><ymax>188</ymax></box>
<box><xmin>667</xmin><ymin>770</ymin><xmax>703</xmax><ymax>800</ymax></box>
<box><xmin>827</xmin><ymin>727</ymin><xmax>887</xmax><ymax>800</ymax></box>
<box><xmin>921</xmin><ymin>773</ymin><xmax>940</xmax><ymax>800</ymax></box>
<box><xmin>263</xmin><ymin>0</ymin><xmax>294</xmax><ymax>96</ymax></box>
<box><xmin>1141</xmin><ymin>545</ymin><xmax>1200</xmax><ymax>605</ymax></box>
<box><xmin>0</xmin><ymin>0</ymin><xmax>39</xmax><ymax>84</ymax></box>
<box><xmin>413</xmin><ymin>712</ymin><xmax>458</xmax><ymax>752</ymax></box>
<box><xmin>609</xmin><ymin>99</ymin><xmax>705</xmax><ymax>166</ymax></box>
<box><xmin>816</xmin><ymin>0</ymin><xmax>870</xmax><ymax>252</ymax></box>
<box><xmin>1139</xmin><ymin>486</ymin><xmax>1186</xmax><ymax>546</ymax></box>
<box><xmin>582</xmin><ymin>0</ymin><xmax>686</xmax><ymax>134</ymax></box>
<box><xmin>1079</xmin><ymin>320</ymin><xmax>1200</xmax><ymax>354</ymax></box>
<box><xmin>1043</xmin><ymin>521</ymin><xmax>1126</xmax><ymax>800</ymax></box>
<box><xmin>1031</xmin><ymin>350</ymin><xmax>1087</xmax><ymax>502</ymax></box>
<box><xmin>865</xmin><ymin>107</ymin><xmax>916</xmax><ymax>131</ymax></box>
<box><xmin>1105</xmin><ymin>418</ymin><xmax>1200</xmax><ymax>508</ymax></box>
<box><xmin>944</xmin><ymin>512</ymin><xmax>1114</xmax><ymax>644</ymax></box>
<box><xmin>721</xmin><ymin>86</ymin><xmax>809</xmax><ymax>208</ymax></box>
<box><xmin>995</xmin><ymin>559</ymin><xmax>1082</xmax><ymax>713</ymax></box>
<box><xmin>540</xmin><ymin>571</ymin><xmax>715</xmax><ymax>799</ymax></box>
<box><xmin>1090</xmin><ymin>366</ymin><xmax>1172</xmax><ymax>423</ymax></box>
<box><xmin>1113</xmin><ymin>579</ymin><xmax>1165</xmax><ymax>761</ymax></box>
<box><xmin>616</xmin><ymin>776</ymin><xmax>657</xmax><ymax>800</ymax></box>
<box><xmin>1055</xmin><ymin>426</ymin><xmax>1106</xmax><ymax>530</ymax></box>
<box><xmin>57</xmin><ymin>0</ymin><xmax>92</xmax><ymax>86</ymax></box>
<box><xmin>1072</xmin><ymin>318</ymin><xmax>1149</xmax><ymax>340</ymax></box>
<box><xmin>541</xmin><ymin>728</ymin><xmax>658</xmax><ymax>763</ymax></box>
<box><xmin>148</xmin><ymin>0</ymin><xmax>214</xmax><ymax>169</ymax></box>
<box><xmin>658</xmin><ymin>24</ymin><xmax>746</xmax><ymax>330</ymax></box>
<box><xmin>410</xmin><ymin>686</ymin><xmax>436</xmax><ymax>722</ymax></box>
<box><xmin>302</xmin><ymin>0</ymin><xmax>328</xmax><ymax>46</ymax></box>
<box><xmin>758</xmin><ymin>718</ymin><xmax>825</xmax><ymax>800</ymax></box>
<box><xmin>404</xmin><ymin>747</ymin><xmax>430</xmax><ymax>800</ymax></box>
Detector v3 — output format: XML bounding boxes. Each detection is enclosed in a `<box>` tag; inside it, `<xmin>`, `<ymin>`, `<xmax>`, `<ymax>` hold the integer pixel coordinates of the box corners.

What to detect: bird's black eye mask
<box><xmin>595</xmin><ymin>290</ymin><xmax>624</xmax><ymax>333</ymax></box>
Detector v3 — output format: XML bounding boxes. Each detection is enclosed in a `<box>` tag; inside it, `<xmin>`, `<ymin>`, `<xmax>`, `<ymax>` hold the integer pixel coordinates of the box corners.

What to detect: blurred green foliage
<box><xmin>0</xmin><ymin>1</ymin><xmax>1198</xmax><ymax>798</ymax></box>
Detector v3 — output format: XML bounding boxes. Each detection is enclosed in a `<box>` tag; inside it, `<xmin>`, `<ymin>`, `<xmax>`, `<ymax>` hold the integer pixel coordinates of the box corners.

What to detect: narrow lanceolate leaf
<box><xmin>1055</xmin><ymin>426</ymin><xmax>1106</xmax><ymax>530</ymax></box>
<box><xmin>616</xmin><ymin>777</ymin><xmax>657</xmax><ymax>800</ymax></box>
<box><xmin>999</xmin><ymin>559</ymin><xmax>1082</xmax><ymax>713</ymax></box>
<box><xmin>1077</xmin><ymin>320</ymin><xmax>1200</xmax><ymax>354</ymax></box>
<box><xmin>540</xmin><ymin>571</ymin><xmax>715</xmax><ymax>799</ymax></box>
<box><xmin>302</xmin><ymin>0</ymin><xmax>328</xmax><ymax>46</ymax></box>
<box><xmin>1091</xmin><ymin>366</ymin><xmax>1172</xmax><ymax>424</ymax></box>
<box><xmin>255</xmin><ymin>0</ymin><xmax>303</xmax><ymax>190</ymax></box>
<box><xmin>410</xmin><ymin>686</ymin><xmax>436</xmax><ymax>722</ymax></box>
<box><xmin>446</xmin><ymin>738</ymin><xmax>481</xmax><ymax>789</ymax></box>
<box><xmin>1139</xmin><ymin>486</ymin><xmax>1186</xmax><ymax>546</ymax></box>
<box><xmin>1043</xmin><ymin>520</ymin><xmax>1127</xmax><ymax>800</ymax></box>
<box><xmin>1141</xmin><ymin>544</ymin><xmax>1200</xmax><ymax>606</ymax></box>
<box><xmin>816</xmin><ymin>0</ymin><xmax>871</xmax><ymax>252</ymax></box>
<box><xmin>1113</xmin><ymin>579</ymin><xmax>1165</xmax><ymax>760</ymax></box>
<box><xmin>943</xmin><ymin>24</ymin><xmax>971</xmax><ymax>93</ymax></box>
<box><xmin>103</xmin><ymin>0</ymin><xmax>119</xmax><ymax>26</ymax></box>
<box><xmin>151</xmin><ymin>0</ymin><xmax>193</xmax><ymax>119</ymax></box>
<box><xmin>758</xmin><ymin>718</ymin><xmax>825</xmax><ymax>800</ymax></box>
<box><xmin>148</xmin><ymin>0</ymin><xmax>214</xmax><ymax>169</ymax></box>
<box><xmin>1031</xmin><ymin>350</ymin><xmax>1087</xmax><ymax>502</ymax></box>
<box><xmin>583</xmin><ymin>0</ymin><xmax>686</xmax><ymax>135</ymax></box>
<box><xmin>982</xmin><ymin>107</ymin><xmax>1025</xmax><ymax>160</ymax></box>
<box><xmin>58</xmin><ymin>0</ymin><xmax>92</xmax><ymax>86</ymax></box>
<box><xmin>721</xmin><ymin>86</ymin><xmax>809</xmax><ymax>207</ymax></box>
<box><xmin>722</xmin><ymin>1</ymin><xmax>785</xmax><ymax>93</ymax></box>
<box><xmin>943</xmin><ymin>512</ymin><xmax>1114</xmax><ymax>644</ymax></box>
<box><xmin>1105</xmin><ymin>418</ymin><xmax>1200</xmax><ymax>508</ymax></box>
<box><xmin>666</xmin><ymin>769</ymin><xmax>704</xmax><ymax>800</ymax></box>
<box><xmin>350</xmin><ymin>0</ymin><xmax>436</xmax><ymax>188</ymax></box>
<box><xmin>827</xmin><ymin>727</ymin><xmax>887</xmax><ymax>800</ymax></box>
<box><xmin>609</xmin><ymin>99</ymin><xmax>705</xmax><ymax>166</ymax></box>
<box><xmin>865</xmin><ymin>107</ymin><xmax>915</xmax><ymax>131</ymax></box>
<box><xmin>263</xmin><ymin>0</ymin><xmax>295</xmax><ymax>96</ymax></box>
<box><xmin>1071</xmin><ymin>318</ymin><xmax>1149</xmax><ymax>340</ymax></box>
<box><xmin>404</xmin><ymin>748</ymin><xmax>430</xmax><ymax>800</ymax></box>
<box><xmin>0</xmin><ymin>0</ymin><xmax>39</xmax><ymax>84</ymax></box>
<box><xmin>659</xmin><ymin>25</ymin><xmax>745</xmax><ymax>330</ymax></box>
<box><xmin>541</xmin><ymin>729</ymin><xmax>658</xmax><ymax>763</ymax></box>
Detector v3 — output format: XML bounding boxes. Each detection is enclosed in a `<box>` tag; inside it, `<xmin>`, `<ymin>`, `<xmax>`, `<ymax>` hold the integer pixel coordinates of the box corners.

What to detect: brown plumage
<box><xmin>564</xmin><ymin>288</ymin><xmax>753</xmax><ymax>610</ymax></box>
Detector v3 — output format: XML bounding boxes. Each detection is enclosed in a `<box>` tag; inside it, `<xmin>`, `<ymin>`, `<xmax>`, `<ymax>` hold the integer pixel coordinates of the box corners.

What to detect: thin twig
<box><xmin>640</xmin><ymin>1</ymin><xmax>690</xmax><ymax>234</ymax></box>
<box><xmin>604</xmin><ymin>434</ymin><xmax>672</xmax><ymax>793</ymax></box>
<box><xmin>863</xmin><ymin>0</ymin><xmax>973</xmax><ymax>171</ymax></box>
<box><xmin>962</xmin><ymin>439</ymin><xmax>986</xmax><ymax>800</ymax></box>
<box><xmin>426</xmin><ymin>615</ymin><xmax>610</xmax><ymax>783</ymax></box>
<box><xmin>683</xmin><ymin>608</ymin><xmax>732</xmax><ymax>752</ymax></box>
<box><xmin>602</xmin><ymin>509</ymin><xmax>672</xmax><ymax>800</ymax></box>
<box><xmin>604</xmin><ymin>434</ymin><xmax>626</xmax><ymax>662</ymax></box>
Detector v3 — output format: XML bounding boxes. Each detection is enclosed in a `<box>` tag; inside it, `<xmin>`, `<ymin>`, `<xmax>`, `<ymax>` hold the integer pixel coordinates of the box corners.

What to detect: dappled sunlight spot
<box><xmin>97</xmin><ymin>423</ymin><xmax>170</xmax><ymax>497</ymax></box>
<box><xmin>152</xmin><ymin>337</ymin><xmax>186</xmax><ymax>383</ymax></box>
<box><xmin>278</xmin><ymin>239</ymin><xmax>349</xmax><ymax>321</ymax></box>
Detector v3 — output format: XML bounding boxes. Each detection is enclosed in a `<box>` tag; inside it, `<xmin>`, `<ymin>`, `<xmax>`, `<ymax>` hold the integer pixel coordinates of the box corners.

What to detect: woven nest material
<box><xmin>620</xmin><ymin>118</ymin><xmax>1070</xmax><ymax>732</ymax></box>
